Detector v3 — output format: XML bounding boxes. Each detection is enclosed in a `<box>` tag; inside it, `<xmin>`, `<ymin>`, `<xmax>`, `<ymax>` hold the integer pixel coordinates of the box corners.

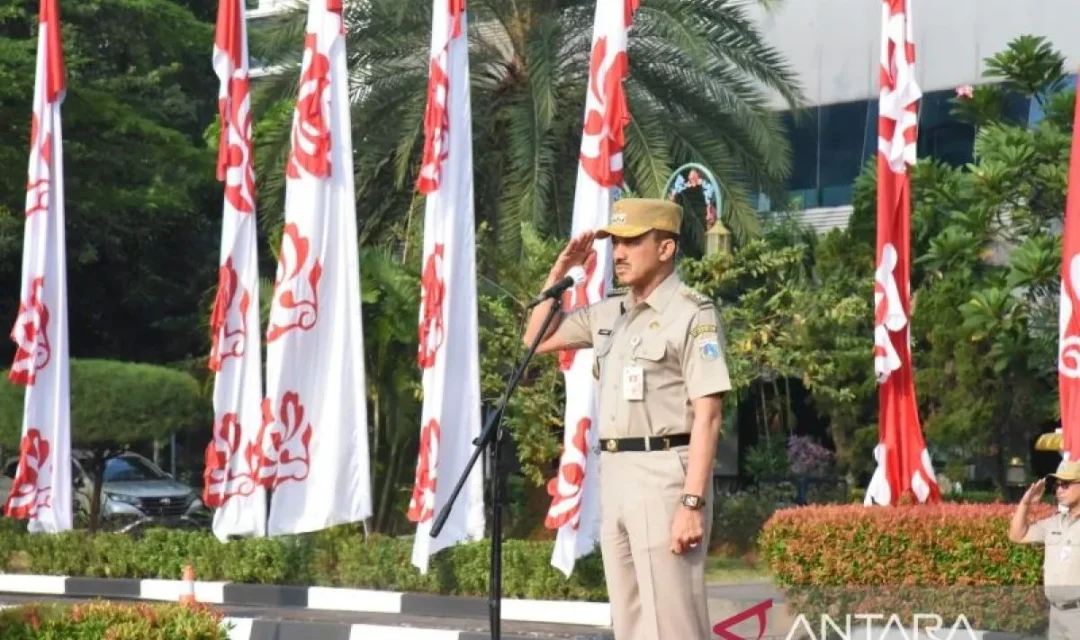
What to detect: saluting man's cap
<box><xmin>1050</xmin><ymin>460</ymin><xmax>1080</xmax><ymax>482</ymax></box>
<box><xmin>595</xmin><ymin>198</ymin><xmax>683</xmax><ymax>239</ymax></box>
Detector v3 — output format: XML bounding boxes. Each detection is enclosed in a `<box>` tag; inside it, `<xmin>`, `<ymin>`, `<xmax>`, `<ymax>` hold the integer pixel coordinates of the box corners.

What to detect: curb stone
<box><xmin>0</xmin><ymin>574</ymin><xmax>1037</xmax><ymax>639</ymax></box>
<box><xmin>0</xmin><ymin>573</ymin><xmax>612</xmax><ymax>627</ymax></box>
<box><xmin>220</xmin><ymin>617</ymin><xmax>613</xmax><ymax>640</ymax></box>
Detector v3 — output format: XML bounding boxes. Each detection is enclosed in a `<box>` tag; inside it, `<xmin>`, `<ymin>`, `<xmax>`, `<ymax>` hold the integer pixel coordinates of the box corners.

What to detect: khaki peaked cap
<box><xmin>595</xmin><ymin>198</ymin><xmax>683</xmax><ymax>239</ymax></box>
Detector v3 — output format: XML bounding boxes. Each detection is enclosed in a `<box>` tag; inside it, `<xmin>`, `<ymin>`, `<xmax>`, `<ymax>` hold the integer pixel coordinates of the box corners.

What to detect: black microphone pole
<box><xmin>430</xmin><ymin>293</ymin><xmax>565</xmax><ymax>640</ymax></box>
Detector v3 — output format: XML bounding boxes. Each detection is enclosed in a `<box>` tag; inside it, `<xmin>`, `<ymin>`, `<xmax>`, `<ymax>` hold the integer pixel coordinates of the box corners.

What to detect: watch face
<box><xmin>682</xmin><ymin>495</ymin><xmax>701</xmax><ymax>508</ymax></box>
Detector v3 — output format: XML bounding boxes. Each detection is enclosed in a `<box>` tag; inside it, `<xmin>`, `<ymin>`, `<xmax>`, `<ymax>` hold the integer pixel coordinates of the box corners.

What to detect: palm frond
<box><xmin>247</xmin><ymin>0</ymin><xmax>805</xmax><ymax>260</ymax></box>
<box><xmin>623</xmin><ymin>85</ymin><xmax>672</xmax><ymax>198</ymax></box>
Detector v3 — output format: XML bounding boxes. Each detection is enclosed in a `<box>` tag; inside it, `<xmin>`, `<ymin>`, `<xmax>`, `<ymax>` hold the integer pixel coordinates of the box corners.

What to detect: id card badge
<box><xmin>1062</xmin><ymin>545</ymin><xmax>1072</xmax><ymax>562</ymax></box>
<box><xmin>623</xmin><ymin>365</ymin><xmax>644</xmax><ymax>401</ymax></box>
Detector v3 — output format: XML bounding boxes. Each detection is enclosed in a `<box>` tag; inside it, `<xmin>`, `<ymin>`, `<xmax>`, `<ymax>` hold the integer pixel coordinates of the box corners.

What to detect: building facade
<box><xmin>246</xmin><ymin>0</ymin><xmax>289</xmax><ymax>19</ymax></box>
<box><xmin>745</xmin><ymin>0</ymin><xmax>1080</xmax><ymax>229</ymax></box>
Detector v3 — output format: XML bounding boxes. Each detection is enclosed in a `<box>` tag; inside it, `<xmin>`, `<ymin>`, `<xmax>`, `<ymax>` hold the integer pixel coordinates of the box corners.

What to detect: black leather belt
<box><xmin>1054</xmin><ymin>599</ymin><xmax>1080</xmax><ymax>610</ymax></box>
<box><xmin>599</xmin><ymin>433</ymin><xmax>691</xmax><ymax>453</ymax></box>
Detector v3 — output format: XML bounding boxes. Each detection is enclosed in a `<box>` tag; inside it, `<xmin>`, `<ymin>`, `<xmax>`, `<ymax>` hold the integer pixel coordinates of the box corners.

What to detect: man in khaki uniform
<box><xmin>525</xmin><ymin>198</ymin><xmax>731</xmax><ymax>639</ymax></box>
<box><xmin>1010</xmin><ymin>459</ymin><xmax>1080</xmax><ymax>639</ymax></box>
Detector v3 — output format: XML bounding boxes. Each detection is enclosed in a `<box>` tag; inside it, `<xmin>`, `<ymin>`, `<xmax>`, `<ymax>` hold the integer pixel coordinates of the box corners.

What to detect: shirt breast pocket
<box><xmin>634</xmin><ymin>339</ymin><xmax>668</xmax><ymax>388</ymax></box>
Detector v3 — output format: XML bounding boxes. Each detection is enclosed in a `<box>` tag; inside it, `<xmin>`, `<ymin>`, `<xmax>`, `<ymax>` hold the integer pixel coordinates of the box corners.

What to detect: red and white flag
<box><xmin>407</xmin><ymin>0</ymin><xmax>484</xmax><ymax>574</ymax></box>
<box><xmin>201</xmin><ymin>0</ymin><xmax>268</xmax><ymax>541</ymax></box>
<box><xmin>5</xmin><ymin>0</ymin><xmax>72</xmax><ymax>534</ymax></box>
<box><xmin>545</xmin><ymin>0</ymin><xmax>638</xmax><ymax>575</ymax></box>
<box><xmin>865</xmin><ymin>0</ymin><xmax>939</xmax><ymax>506</ymax></box>
<box><xmin>1058</xmin><ymin>73</ymin><xmax>1080</xmax><ymax>461</ymax></box>
<box><xmin>259</xmin><ymin>0</ymin><xmax>372</xmax><ymax>534</ymax></box>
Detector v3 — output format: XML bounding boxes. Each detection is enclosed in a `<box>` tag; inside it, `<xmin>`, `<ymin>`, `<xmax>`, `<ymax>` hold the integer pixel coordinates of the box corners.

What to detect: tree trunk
<box><xmin>773</xmin><ymin>379</ymin><xmax>784</xmax><ymax>435</ymax></box>
<box><xmin>759</xmin><ymin>384</ymin><xmax>769</xmax><ymax>446</ymax></box>
<box><xmin>995</xmin><ymin>389</ymin><xmax>1010</xmax><ymax>492</ymax></box>
<box><xmin>375</xmin><ymin>436</ymin><xmax>401</xmax><ymax>532</ymax></box>
<box><xmin>371</xmin><ymin>383</ymin><xmax>381</xmax><ymax>472</ymax></box>
<box><xmin>784</xmin><ymin>377</ymin><xmax>793</xmax><ymax>435</ymax></box>
<box><xmin>88</xmin><ymin>450</ymin><xmax>107</xmax><ymax>533</ymax></box>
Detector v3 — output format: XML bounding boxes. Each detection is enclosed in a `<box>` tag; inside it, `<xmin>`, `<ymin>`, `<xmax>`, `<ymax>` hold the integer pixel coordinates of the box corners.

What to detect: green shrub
<box><xmin>759</xmin><ymin>503</ymin><xmax>1055</xmax><ymax>634</ymax></box>
<box><xmin>0</xmin><ymin>519</ymin><xmax>608</xmax><ymax>601</ymax></box>
<box><xmin>0</xmin><ymin>602</ymin><xmax>227</xmax><ymax>639</ymax></box>
<box><xmin>0</xmin><ymin>358</ymin><xmax>210</xmax><ymax>448</ymax></box>
<box><xmin>711</xmin><ymin>482</ymin><xmax>849</xmax><ymax>555</ymax></box>
<box><xmin>710</xmin><ymin>486</ymin><xmax>789</xmax><ymax>554</ymax></box>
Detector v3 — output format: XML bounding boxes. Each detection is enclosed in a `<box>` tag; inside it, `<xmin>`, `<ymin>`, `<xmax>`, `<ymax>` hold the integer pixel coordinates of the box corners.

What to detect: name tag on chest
<box><xmin>623</xmin><ymin>365</ymin><xmax>644</xmax><ymax>401</ymax></box>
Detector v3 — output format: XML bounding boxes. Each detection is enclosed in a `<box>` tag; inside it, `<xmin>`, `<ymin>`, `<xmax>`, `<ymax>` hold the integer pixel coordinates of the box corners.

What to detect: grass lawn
<box><xmin>705</xmin><ymin>552</ymin><xmax>769</xmax><ymax>584</ymax></box>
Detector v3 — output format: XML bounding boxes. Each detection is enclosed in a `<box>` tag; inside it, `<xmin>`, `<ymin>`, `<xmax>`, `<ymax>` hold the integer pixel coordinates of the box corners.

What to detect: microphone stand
<box><xmin>431</xmin><ymin>294</ymin><xmax>564</xmax><ymax>640</ymax></box>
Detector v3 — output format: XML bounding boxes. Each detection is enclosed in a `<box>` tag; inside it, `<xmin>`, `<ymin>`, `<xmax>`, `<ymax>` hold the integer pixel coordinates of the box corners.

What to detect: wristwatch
<box><xmin>680</xmin><ymin>494</ymin><xmax>704</xmax><ymax>510</ymax></box>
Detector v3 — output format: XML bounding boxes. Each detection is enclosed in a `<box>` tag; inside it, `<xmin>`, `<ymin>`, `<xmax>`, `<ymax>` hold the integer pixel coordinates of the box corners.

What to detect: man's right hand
<box><xmin>1021</xmin><ymin>477</ymin><xmax>1046</xmax><ymax>505</ymax></box>
<box><xmin>1009</xmin><ymin>477</ymin><xmax>1046</xmax><ymax>543</ymax></box>
<box><xmin>549</xmin><ymin>231</ymin><xmax>597</xmax><ymax>282</ymax></box>
<box><xmin>523</xmin><ymin>230</ymin><xmax>598</xmax><ymax>353</ymax></box>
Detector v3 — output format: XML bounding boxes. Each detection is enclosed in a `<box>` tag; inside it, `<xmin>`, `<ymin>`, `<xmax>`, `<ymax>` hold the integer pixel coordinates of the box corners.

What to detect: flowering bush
<box><xmin>759</xmin><ymin>503</ymin><xmax>1055</xmax><ymax>634</ymax></box>
<box><xmin>786</xmin><ymin>434</ymin><xmax>833</xmax><ymax>476</ymax></box>
<box><xmin>0</xmin><ymin>602</ymin><xmax>227</xmax><ymax>639</ymax></box>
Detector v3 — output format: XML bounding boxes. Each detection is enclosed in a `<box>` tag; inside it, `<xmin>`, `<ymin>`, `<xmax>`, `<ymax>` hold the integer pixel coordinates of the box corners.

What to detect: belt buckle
<box><xmin>605</xmin><ymin>439</ymin><xmax>617</xmax><ymax>453</ymax></box>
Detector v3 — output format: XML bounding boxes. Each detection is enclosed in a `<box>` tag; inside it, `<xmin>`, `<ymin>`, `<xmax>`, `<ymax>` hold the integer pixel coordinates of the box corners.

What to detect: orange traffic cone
<box><xmin>179</xmin><ymin>565</ymin><xmax>196</xmax><ymax>605</ymax></box>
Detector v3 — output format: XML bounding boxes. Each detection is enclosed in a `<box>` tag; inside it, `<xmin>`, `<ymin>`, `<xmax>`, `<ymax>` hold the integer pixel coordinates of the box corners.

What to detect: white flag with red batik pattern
<box><xmin>545</xmin><ymin>0</ymin><xmax>639</xmax><ymax>576</ymax></box>
<box><xmin>201</xmin><ymin>0</ymin><xmax>267</xmax><ymax>541</ymax></box>
<box><xmin>865</xmin><ymin>0</ymin><xmax>939</xmax><ymax>506</ymax></box>
<box><xmin>1058</xmin><ymin>73</ymin><xmax>1080</xmax><ymax>461</ymax></box>
<box><xmin>260</xmin><ymin>0</ymin><xmax>372</xmax><ymax>534</ymax></box>
<box><xmin>5</xmin><ymin>0</ymin><xmax>72</xmax><ymax>534</ymax></box>
<box><xmin>407</xmin><ymin>0</ymin><xmax>484</xmax><ymax>574</ymax></box>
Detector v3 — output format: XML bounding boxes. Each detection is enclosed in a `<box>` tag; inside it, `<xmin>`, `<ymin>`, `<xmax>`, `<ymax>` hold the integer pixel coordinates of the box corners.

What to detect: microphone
<box><xmin>525</xmin><ymin>266</ymin><xmax>587</xmax><ymax>308</ymax></box>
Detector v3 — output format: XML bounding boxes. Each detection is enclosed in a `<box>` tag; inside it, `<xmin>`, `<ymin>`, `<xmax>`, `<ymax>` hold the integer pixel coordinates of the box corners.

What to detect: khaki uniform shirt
<box><xmin>553</xmin><ymin>272</ymin><xmax>732</xmax><ymax>440</ymax></box>
<box><xmin>1023</xmin><ymin>510</ymin><xmax>1080</xmax><ymax>604</ymax></box>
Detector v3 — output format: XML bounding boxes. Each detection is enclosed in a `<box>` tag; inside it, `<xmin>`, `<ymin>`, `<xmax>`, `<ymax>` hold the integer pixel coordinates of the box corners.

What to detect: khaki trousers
<box><xmin>599</xmin><ymin>446</ymin><xmax>713</xmax><ymax>640</ymax></box>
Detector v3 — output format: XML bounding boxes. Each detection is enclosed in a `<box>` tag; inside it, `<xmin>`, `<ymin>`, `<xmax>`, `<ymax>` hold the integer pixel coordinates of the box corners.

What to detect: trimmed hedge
<box><xmin>759</xmin><ymin>503</ymin><xmax>1056</xmax><ymax>634</ymax></box>
<box><xmin>849</xmin><ymin>487</ymin><xmax>1004</xmax><ymax>504</ymax></box>
<box><xmin>0</xmin><ymin>359</ymin><xmax>210</xmax><ymax>448</ymax></box>
<box><xmin>0</xmin><ymin>602</ymin><xmax>227</xmax><ymax>639</ymax></box>
<box><xmin>0</xmin><ymin>520</ymin><xmax>608</xmax><ymax>601</ymax></box>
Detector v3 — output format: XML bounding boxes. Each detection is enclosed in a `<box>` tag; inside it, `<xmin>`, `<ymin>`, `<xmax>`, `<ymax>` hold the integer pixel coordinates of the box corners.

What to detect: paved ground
<box><xmin>0</xmin><ymin>582</ymin><xmax>796</xmax><ymax>639</ymax></box>
<box><xmin>0</xmin><ymin>577</ymin><xmax>806</xmax><ymax>639</ymax></box>
<box><xmin>0</xmin><ymin>593</ymin><xmax>616</xmax><ymax>639</ymax></box>
<box><xmin>708</xmin><ymin>579</ymin><xmax>795</xmax><ymax>640</ymax></box>
<box><xmin>709</xmin><ymin>578</ymin><xmax>784</xmax><ymax>604</ymax></box>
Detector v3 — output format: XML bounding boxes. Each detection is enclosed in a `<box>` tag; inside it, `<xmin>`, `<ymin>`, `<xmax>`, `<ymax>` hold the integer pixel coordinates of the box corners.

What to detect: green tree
<box><xmin>823</xmin><ymin>35</ymin><xmax>1075</xmax><ymax>488</ymax></box>
<box><xmin>680</xmin><ymin>213</ymin><xmax>872</xmax><ymax>477</ymax></box>
<box><xmin>249</xmin><ymin>0</ymin><xmax>804</xmax><ymax>260</ymax></box>
<box><xmin>357</xmin><ymin>246</ymin><xmax>423</xmax><ymax>533</ymax></box>
<box><xmin>674</xmin><ymin>36</ymin><xmax>1077</xmax><ymax>489</ymax></box>
<box><xmin>0</xmin><ymin>359</ymin><xmax>210</xmax><ymax>530</ymax></box>
<box><xmin>0</xmin><ymin>0</ymin><xmax>223</xmax><ymax>365</ymax></box>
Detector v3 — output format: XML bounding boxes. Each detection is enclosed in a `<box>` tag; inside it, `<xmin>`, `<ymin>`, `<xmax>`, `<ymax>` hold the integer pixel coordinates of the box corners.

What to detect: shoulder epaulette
<box><xmin>680</xmin><ymin>285</ymin><xmax>716</xmax><ymax>309</ymax></box>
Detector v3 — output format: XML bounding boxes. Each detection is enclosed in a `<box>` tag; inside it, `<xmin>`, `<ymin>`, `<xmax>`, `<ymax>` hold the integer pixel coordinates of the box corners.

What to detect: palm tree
<box><xmin>250</xmin><ymin>0</ymin><xmax>804</xmax><ymax>261</ymax></box>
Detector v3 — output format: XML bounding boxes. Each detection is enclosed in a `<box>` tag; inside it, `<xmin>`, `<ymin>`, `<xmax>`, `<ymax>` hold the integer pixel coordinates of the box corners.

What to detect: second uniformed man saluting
<box><xmin>524</xmin><ymin>198</ymin><xmax>730</xmax><ymax>640</ymax></box>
